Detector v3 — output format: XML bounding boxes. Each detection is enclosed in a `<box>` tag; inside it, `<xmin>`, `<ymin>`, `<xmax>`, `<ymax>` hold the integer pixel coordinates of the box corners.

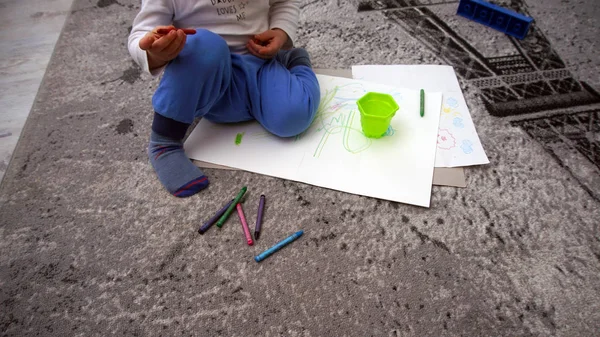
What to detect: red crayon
<box><xmin>157</xmin><ymin>28</ymin><xmax>196</xmax><ymax>35</ymax></box>
<box><xmin>236</xmin><ymin>203</ymin><xmax>254</xmax><ymax>246</ymax></box>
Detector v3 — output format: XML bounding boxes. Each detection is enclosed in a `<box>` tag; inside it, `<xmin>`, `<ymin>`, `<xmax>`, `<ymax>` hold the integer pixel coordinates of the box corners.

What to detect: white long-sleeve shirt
<box><xmin>128</xmin><ymin>0</ymin><xmax>300</xmax><ymax>75</ymax></box>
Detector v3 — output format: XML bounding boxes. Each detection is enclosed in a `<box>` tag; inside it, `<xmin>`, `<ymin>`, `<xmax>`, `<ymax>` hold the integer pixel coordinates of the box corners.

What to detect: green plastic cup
<box><xmin>357</xmin><ymin>92</ymin><xmax>399</xmax><ymax>138</ymax></box>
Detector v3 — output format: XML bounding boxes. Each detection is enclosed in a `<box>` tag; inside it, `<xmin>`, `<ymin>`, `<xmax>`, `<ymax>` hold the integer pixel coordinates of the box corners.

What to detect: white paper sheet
<box><xmin>352</xmin><ymin>65</ymin><xmax>490</xmax><ymax>167</ymax></box>
<box><xmin>184</xmin><ymin>75</ymin><xmax>443</xmax><ymax>207</ymax></box>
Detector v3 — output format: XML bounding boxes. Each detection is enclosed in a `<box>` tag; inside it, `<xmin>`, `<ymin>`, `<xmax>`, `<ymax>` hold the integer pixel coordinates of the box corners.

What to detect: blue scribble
<box><xmin>453</xmin><ymin>117</ymin><xmax>464</xmax><ymax>128</ymax></box>
<box><xmin>384</xmin><ymin>125</ymin><xmax>396</xmax><ymax>137</ymax></box>
<box><xmin>389</xmin><ymin>92</ymin><xmax>403</xmax><ymax>101</ymax></box>
<box><xmin>446</xmin><ymin>97</ymin><xmax>459</xmax><ymax>109</ymax></box>
<box><xmin>460</xmin><ymin>140</ymin><xmax>473</xmax><ymax>154</ymax></box>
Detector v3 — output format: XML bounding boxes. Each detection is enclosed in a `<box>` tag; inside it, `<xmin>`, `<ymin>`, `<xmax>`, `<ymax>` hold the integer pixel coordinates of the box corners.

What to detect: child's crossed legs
<box><xmin>149</xmin><ymin>29</ymin><xmax>320</xmax><ymax>197</ymax></box>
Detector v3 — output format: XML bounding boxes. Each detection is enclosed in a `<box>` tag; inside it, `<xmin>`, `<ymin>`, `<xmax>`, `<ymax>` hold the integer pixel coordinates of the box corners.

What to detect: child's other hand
<box><xmin>139</xmin><ymin>26</ymin><xmax>196</xmax><ymax>70</ymax></box>
<box><xmin>247</xmin><ymin>29</ymin><xmax>288</xmax><ymax>59</ymax></box>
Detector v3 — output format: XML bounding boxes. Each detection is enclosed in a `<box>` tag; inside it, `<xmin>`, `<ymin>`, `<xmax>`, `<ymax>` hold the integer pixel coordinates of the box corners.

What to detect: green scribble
<box><xmin>305</xmin><ymin>81</ymin><xmax>397</xmax><ymax>158</ymax></box>
<box><xmin>235</xmin><ymin>132</ymin><xmax>245</xmax><ymax>145</ymax></box>
<box><xmin>312</xmin><ymin>86</ymin><xmax>341</xmax><ymax>128</ymax></box>
<box><xmin>342</xmin><ymin>109</ymin><xmax>371</xmax><ymax>154</ymax></box>
<box><xmin>311</xmin><ymin>86</ymin><xmax>373</xmax><ymax>157</ymax></box>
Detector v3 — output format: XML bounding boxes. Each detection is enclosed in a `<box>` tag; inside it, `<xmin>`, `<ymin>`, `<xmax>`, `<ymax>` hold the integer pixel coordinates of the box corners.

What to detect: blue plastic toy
<box><xmin>456</xmin><ymin>0</ymin><xmax>533</xmax><ymax>40</ymax></box>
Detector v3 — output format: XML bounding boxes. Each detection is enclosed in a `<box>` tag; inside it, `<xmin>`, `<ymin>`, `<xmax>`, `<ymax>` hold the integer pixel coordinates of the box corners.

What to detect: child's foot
<box><xmin>276</xmin><ymin>48</ymin><xmax>312</xmax><ymax>69</ymax></box>
<box><xmin>148</xmin><ymin>131</ymin><xmax>209</xmax><ymax>197</ymax></box>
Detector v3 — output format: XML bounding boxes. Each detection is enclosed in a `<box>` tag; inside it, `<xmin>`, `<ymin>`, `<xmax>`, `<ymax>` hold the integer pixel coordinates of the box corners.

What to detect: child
<box><xmin>128</xmin><ymin>0</ymin><xmax>320</xmax><ymax>197</ymax></box>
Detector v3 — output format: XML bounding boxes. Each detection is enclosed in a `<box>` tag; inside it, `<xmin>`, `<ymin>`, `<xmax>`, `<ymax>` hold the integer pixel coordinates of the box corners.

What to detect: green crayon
<box><xmin>216</xmin><ymin>186</ymin><xmax>247</xmax><ymax>228</ymax></box>
<box><xmin>420</xmin><ymin>89</ymin><xmax>425</xmax><ymax>117</ymax></box>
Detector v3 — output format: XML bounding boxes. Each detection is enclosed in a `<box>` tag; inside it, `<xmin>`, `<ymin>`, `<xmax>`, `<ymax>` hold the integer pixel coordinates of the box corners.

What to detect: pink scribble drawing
<box><xmin>437</xmin><ymin>129</ymin><xmax>456</xmax><ymax>150</ymax></box>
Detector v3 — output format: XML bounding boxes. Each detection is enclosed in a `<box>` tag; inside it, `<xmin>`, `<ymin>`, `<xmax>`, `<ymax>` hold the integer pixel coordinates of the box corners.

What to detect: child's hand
<box><xmin>139</xmin><ymin>26</ymin><xmax>196</xmax><ymax>70</ymax></box>
<box><xmin>247</xmin><ymin>29</ymin><xmax>288</xmax><ymax>59</ymax></box>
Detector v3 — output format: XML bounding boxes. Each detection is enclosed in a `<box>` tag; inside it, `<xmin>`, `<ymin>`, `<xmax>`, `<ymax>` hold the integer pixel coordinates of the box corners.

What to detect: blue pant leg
<box><xmin>152</xmin><ymin>29</ymin><xmax>237</xmax><ymax>124</ymax></box>
<box><xmin>253</xmin><ymin>62</ymin><xmax>321</xmax><ymax>137</ymax></box>
<box><xmin>202</xmin><ymin>54</ymin><xmax>263</xmax><ymax>124</ymax></box>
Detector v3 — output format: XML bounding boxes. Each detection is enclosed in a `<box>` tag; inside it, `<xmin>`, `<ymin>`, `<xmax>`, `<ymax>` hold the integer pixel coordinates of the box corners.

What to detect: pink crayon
<box><xmin>236</xmin><ymin>203</ymin><xmax>254</xmax><ymax>246</ymax></box>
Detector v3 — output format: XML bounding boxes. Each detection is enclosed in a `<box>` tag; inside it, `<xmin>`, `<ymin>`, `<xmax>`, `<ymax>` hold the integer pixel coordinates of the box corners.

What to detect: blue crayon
<box><xmin>198</xmin><ymin>199</ymin><xmax>234</xmax><ymax>234</ymax></box>
<box><xmin>254</xmin><ymin>230</ymin><xmax>303</xmax><ymax>262</ymax></box>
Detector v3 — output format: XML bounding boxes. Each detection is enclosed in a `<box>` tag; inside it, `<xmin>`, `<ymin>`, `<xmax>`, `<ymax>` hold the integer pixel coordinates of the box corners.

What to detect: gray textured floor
<box><xmin>1</xmin><ymin>0</ymin><xmax>599</xmax><ymax>336</ymax></box>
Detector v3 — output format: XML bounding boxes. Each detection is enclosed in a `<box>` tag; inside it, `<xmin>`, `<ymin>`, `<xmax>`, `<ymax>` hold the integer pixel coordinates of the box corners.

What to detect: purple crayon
<box><xmin>198</xmin><ymin>199</ymin><xmax>234</xmax><ymax>234</ymax></box>
<box><xmin>254</xmin><ymin>195</ymin><xmax>265</xmax><ymax>240</ymax></box>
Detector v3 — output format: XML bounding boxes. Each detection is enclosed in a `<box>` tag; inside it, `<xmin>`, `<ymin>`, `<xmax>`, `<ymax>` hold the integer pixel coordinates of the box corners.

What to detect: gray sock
<box><xmin>276</xmin><ymin>48</ymin><xmax>312</xmax><ymax>69</ymax></box>
<box><xmin>148</xmin><ymin>131</ymin><xmax>209</xmax><ymax>197</ymax></box>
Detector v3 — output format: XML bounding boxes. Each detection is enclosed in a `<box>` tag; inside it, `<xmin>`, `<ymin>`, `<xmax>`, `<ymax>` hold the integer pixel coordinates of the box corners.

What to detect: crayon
<box><xmin>157</xmin><ymin>28</ymin><xmax>196</xmax><ymax>35</ymax></box>
<box><xmin>254</xmin><ymin>195</ymin><xmax>265</xmax><ymax>240</ymax></box>
<box><xmin>254</xmin><ymin>230</ymin><xmax>303</xmax><ymax>263</ymax></box>
<box><xmin>236</xmin><ymin>203</ymin><xmax>254</xmax><ymax>246</ymax></box>
<box><xmin>216</xmin><ymin>186</ymin><xmax>247</xmax><ymax>228</ymax></box>
<box><xmin>420</xmin><ymin>89</ymin><xmax>425</xmax><ymax>117</ymax></box>
<box><xmin>198</xmin><ymin>199</ymin><xmax>234</xmax><ymax>234</ymax></box>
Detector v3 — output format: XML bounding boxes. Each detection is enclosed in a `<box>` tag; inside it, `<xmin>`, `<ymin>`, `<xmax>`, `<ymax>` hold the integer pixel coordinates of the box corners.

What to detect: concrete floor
<box><xmin>0</xmin><ymin>0</ymin><xmax>74</xmax><ymax>183</ymax></box>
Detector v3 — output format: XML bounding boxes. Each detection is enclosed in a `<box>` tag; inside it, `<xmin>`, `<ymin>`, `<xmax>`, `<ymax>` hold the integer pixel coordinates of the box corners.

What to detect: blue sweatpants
<box><xmin>152</xmin><ymin>29</ymin><xmax>320</xmax><ymax>138</ymax></box>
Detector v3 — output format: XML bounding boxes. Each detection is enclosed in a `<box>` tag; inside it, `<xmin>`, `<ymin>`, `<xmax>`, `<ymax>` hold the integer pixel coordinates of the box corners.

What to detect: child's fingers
<box><xmin>139</xmin><ymin>34</ymin><xmax>156</xmax><ymax>50</ymax></box>
<box><xmin>247</xmin><ymin>41</ymin><xmax>264</xmax><ymax>58</ymax></box>
<box><xmin>162</xmin><ymin>30</ymin><xmax>185</xmax><ymax>58</ymax></box>
<box><xmin>150</xmin><ymin>30</ymin><xmax>178</xmax><ymax>52</ymax></box>
<box><xmin>250</xmin><ymin>39</ymin><xmax>279</xmax><ymax>58</ymax></box>
<box><xmin>170</xmin><ymin>35</ymin><xmax>187</xmax><ymax>58</ymax></box>
<box><xmin>246</xmin><ymin>42</ymin><xmax>260</xmax><ymax>58</ymax></box>
<box><xmin>253</xmin><ymin>30</ymin><xmax>275</xmax><ymax>43</ymax></box>
<box><xmin>246</xmin><ymin>42</ymin><xmax>266</xmax><ymax>59</ymax></box>
<box><xmin>246</xmin><ymin>40</ymin><xmax>259</xmax><ymax>53</ymax></box>
<box><xmin>248</xmin><ymin>39</ymin><xmax>269</xmax><ymax>57</ymax></box>
<box><xmin>259</xmin><ymin>43</ymin><xmax>278</xmax><ymax>57</ymax></box>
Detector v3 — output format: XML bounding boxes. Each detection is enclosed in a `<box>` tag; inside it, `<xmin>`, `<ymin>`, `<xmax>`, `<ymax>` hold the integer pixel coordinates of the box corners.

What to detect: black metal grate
<box><xmin>356</xmin><ymin>0</ymin><xmax>600</xmax><ymax>171</ymax></box>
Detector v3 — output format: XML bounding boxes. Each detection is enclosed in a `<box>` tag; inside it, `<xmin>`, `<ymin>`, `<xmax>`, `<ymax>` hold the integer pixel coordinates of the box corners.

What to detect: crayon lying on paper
<box><xmin>420</xmin><ymin>89</ymin><xmax>425</xmax><ymax>117</ymax></box>
<box><xmin>157</xmin><ymin>28</ymin><xmax>196</xmax><ymax>35</ymax></box>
